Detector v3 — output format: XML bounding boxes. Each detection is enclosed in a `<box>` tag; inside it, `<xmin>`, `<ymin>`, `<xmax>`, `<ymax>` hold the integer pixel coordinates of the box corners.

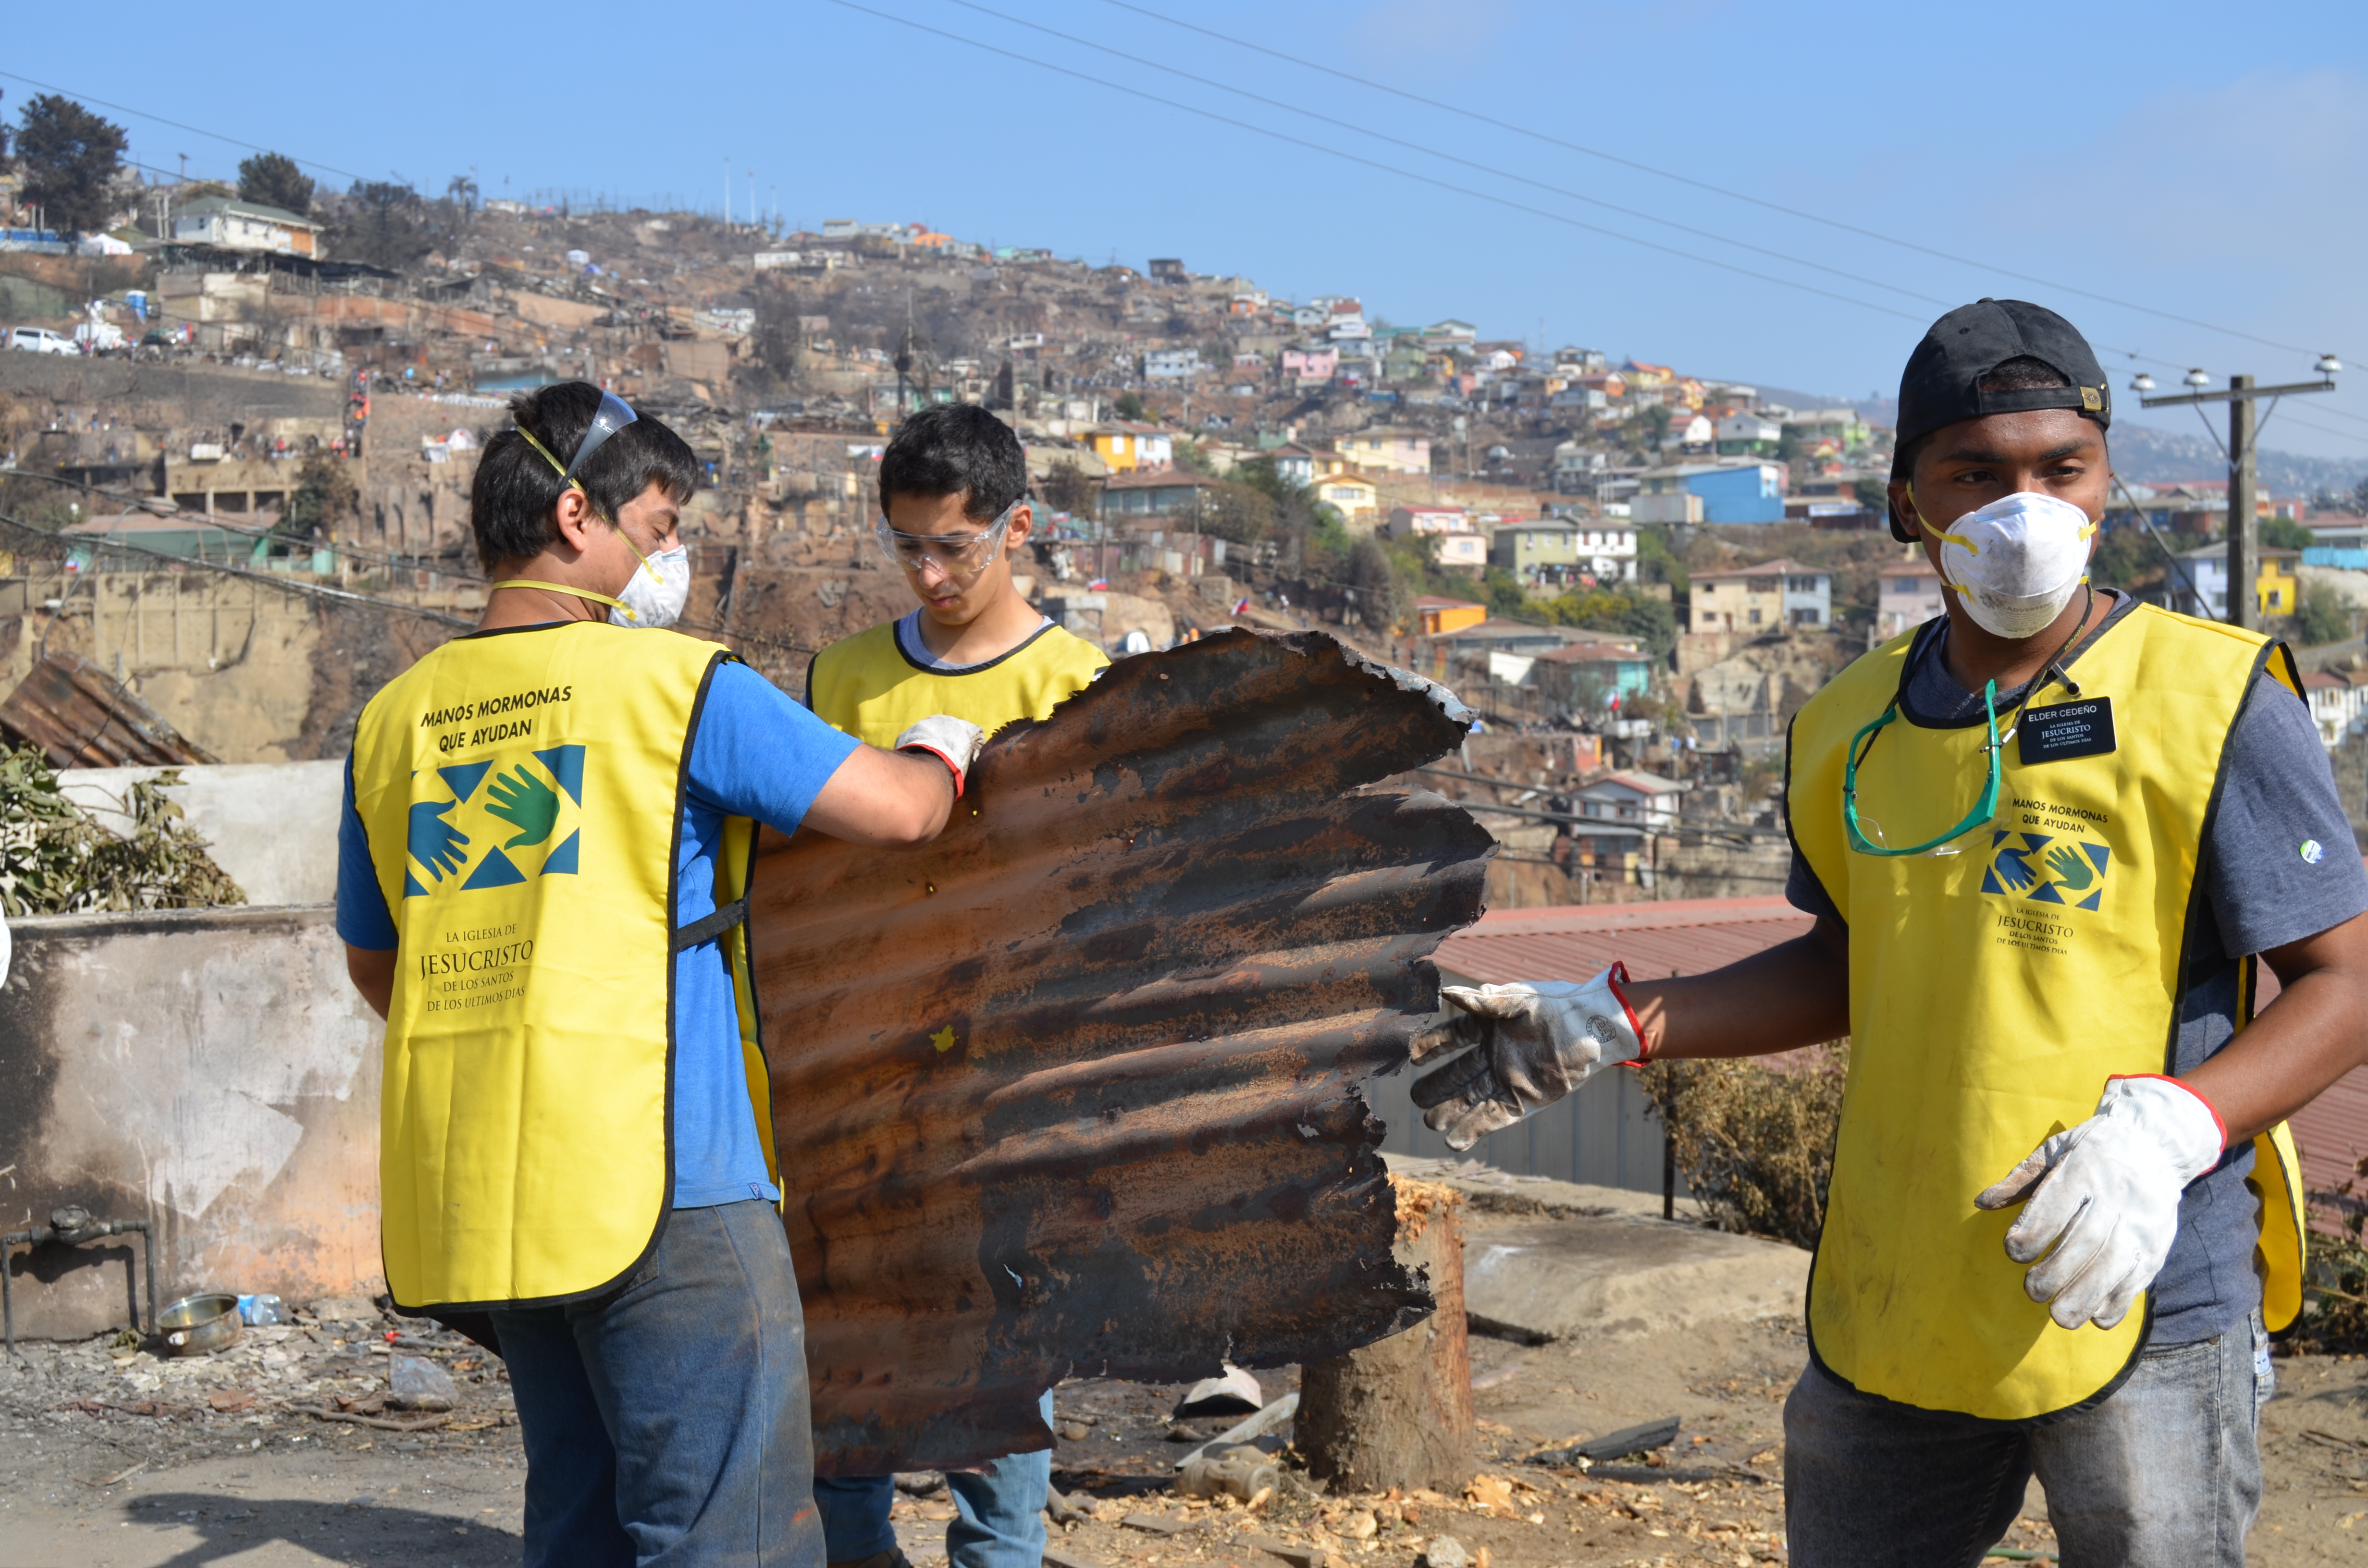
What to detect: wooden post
<box><xmin>1296</xmin><ymin>1175</ymin><xmax>1476</xmax><ymax>1493</ymax></box>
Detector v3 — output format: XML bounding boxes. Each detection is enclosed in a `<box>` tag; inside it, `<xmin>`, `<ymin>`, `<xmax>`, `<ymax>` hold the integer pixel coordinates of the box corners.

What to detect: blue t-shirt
<box><xmin>336</xmin><ymin>655</ymin><xmax>860</xmax><ymax>1209</ymax></box>
<box><xmin>1786</xmin><ymin>592</ymin><xmax>2368</xmax><ymax>1343</ymax></box>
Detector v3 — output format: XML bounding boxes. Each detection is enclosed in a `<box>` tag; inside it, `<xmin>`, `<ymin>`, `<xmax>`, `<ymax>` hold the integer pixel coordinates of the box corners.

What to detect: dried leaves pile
<box><xmin>0</xmin><ymin>743</ymin><xmax>246</xmax><ymax>915</ymax></box>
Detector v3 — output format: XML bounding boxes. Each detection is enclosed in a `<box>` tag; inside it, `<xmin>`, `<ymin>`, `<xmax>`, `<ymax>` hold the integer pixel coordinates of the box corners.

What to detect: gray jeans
<box><xmin>1783</xmin><ymin>1311</ymin><xmax>2271</xmax><ymax>1568</ymax></box>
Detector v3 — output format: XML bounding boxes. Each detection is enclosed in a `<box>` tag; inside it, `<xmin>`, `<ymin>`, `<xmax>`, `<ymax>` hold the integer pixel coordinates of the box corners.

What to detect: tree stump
<box><xmin>1296</xmin><ymin>1175</ymin><xmax>1475</xmax><ymax>1492</ymax></box>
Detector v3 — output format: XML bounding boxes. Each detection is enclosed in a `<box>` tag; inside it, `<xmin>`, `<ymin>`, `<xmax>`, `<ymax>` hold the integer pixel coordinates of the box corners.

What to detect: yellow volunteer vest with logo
<box><xmin>806</xmin><ymin>619</ymin><xmax>1109</xmax><ymax>749</ymax></box>
<box><xmin>1788</xmin><ymin>602</ymin><xmax>2307</xmax><ymax>1423</ymax></box>
<box><xmin>353</xmin><ymin>622</ymin><xmax>770</xmax><ymax>1311</ymax></box>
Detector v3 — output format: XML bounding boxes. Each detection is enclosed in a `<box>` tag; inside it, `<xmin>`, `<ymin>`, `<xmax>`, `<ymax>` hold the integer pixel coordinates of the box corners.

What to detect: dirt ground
<box><xmin>2</xmin><ymin>1304</ymin><xmax>2363</xmax><ymax>1567</ymax></box>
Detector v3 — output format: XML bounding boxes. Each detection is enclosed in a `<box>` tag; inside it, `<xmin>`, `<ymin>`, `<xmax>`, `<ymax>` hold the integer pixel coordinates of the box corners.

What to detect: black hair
<box><xmin>469</xmin><ymin>381</ymin><xmax>699</xmax><ymax>570</ymax></box>
<box><xmin>878</xmin><ymin>404</ymin><xmax>1027</xmax><ymax>524</ymax></box>
<box><xmin>1889</xmin><ymin>357</ymin><xmax>2106</xmax><ymax>536</ymax></box>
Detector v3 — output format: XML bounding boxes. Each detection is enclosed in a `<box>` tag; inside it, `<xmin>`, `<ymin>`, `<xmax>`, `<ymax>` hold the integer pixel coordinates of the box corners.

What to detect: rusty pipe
<box><xmin>2</xmin><ymin>1206</ymin><xmax>158</xmax><ymax>1360</ymax></box>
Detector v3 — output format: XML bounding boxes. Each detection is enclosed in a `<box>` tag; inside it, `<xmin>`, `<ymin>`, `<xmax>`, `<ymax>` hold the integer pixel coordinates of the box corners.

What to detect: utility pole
<box><xmin>2137</xmin><ymin>359</ymin><xmax>2339</xmax><ymax>629</ymax></box>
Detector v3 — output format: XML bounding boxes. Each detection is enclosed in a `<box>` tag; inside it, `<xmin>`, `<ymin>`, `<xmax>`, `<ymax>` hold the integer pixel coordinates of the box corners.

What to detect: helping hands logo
<box><xmin>1982</xmin><ymin>829</ymin><xmax>2109</xmax><ymax>911</ymax></box>
<box><xmin>404</xmin><ymin>746</ymin><xmax>585</xmax><ymax>897</ymax></box>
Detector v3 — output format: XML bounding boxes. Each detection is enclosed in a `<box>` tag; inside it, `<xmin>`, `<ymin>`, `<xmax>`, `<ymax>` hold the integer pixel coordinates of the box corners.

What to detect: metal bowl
<box><xmin>157</xmin><ymin>1291</ymin><xmax>242</xmax><ymax>1357</ymax></box>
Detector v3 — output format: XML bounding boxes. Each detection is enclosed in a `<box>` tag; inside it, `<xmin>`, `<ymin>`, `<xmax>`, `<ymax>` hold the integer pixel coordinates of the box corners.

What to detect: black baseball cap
<box><xmin>1889</xmin><ymin>298</ymin><xmax>2111</xmax><ymax>540</ymax></box>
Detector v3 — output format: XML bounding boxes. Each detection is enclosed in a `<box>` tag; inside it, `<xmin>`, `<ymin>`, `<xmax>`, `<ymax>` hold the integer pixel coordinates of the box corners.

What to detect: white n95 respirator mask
<box><xmin>611</xmin><ymin>544</ymin><xmax>691</xmax><ymax>629</ymax></box>
<box><xmin>1921</xmin><ymin>491</ymin><xmax>2097</xmax><ymax>640</ymax></box>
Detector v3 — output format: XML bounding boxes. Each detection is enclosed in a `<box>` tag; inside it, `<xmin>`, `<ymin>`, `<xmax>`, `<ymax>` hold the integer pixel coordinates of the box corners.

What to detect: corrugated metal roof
<box><xmin>2256</xmin><ymin>961</ymin><xmax>2368</xmax><ymax>1225</ymax></box>
<box><xmin>748</xmin><ymin>628</ymin><xmax>1491</xmax><ymax>1473</ymax></box>
<box><xmin>0</xmin><ymin>652</ymin><xmax>218</xmax><ymax>769</ymax></box>
<box><xmin>1435</xmin><ymin>895</ymin><xmax>1812</xmax><ymax>986</ymax></box>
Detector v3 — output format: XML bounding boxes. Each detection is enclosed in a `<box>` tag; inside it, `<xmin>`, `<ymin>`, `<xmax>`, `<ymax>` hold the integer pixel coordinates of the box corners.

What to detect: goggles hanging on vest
<box><xmin>1843</xmin><ymin>583</ymin><xmax>2098</xmax><ymax>857</ymax></box>
<box><xmin>1844</xmin><ymin>680</ymin><xmax>2003</xmax><ymax>857</ymax></box>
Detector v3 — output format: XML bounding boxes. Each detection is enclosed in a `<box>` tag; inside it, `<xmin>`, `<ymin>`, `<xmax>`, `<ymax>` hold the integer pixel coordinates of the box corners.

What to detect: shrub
<box><xmin>2294</xmin><ymin>1155</ymin><xmax>2368</xmax><ymax>1354</ymax></box>
<box><xmin>1639</xmin><ymin>1043</ymin><xmax>1849</xmax><ymax>1250</ymax></box>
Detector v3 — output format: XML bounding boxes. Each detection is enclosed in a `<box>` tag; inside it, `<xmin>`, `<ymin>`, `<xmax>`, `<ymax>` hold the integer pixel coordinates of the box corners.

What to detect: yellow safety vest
<box><xmin>1788</xmin><ymin>602</ymin><xmax>2307</xmax><ymax>1423</ymax></box>
<box><xmin>806</xmin><ymin>618</ymin><xmax>1109</xmax><ymax>748</ymax></box>
<box><xmin>352</xmin><ymin>622</ymin><xmax>768</xmax><ymax>1311</ymax></box>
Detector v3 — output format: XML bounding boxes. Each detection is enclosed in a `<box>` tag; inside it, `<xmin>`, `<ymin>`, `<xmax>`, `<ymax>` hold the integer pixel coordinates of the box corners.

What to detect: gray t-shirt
<box><xmin>1785</xmin><ymin>592</ymin><xmax>2368</xmax><ymax>1344</ymax></box>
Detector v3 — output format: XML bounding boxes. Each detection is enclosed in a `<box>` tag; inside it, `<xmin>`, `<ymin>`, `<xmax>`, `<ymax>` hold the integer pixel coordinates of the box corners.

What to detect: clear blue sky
<box><xmin>9</xmin><ymin>1</ymin><xmax>2368</xmax><ymax>456</ymax></box>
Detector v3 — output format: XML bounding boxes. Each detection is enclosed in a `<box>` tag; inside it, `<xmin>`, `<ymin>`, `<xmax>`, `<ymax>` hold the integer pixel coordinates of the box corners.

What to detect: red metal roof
<box><xmin>1435</xmin><ymin>895</ymin><xmax>1811</xmax><ymax>985</ymax></box>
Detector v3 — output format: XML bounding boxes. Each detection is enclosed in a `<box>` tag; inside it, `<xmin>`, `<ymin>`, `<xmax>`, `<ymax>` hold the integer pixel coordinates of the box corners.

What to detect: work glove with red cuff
<box><xmin>1410</xmin><ymin>966</ymin><xmax>1647</xmax><ymax>1152</ymax></box>
<box><xmin>1974</xmin><ymin>1074</ymin><xmax>2226</xmax><ymax>1331</ymax></box>
<box><xmin>893</xmin><ymin>715</ymin><xmax>987</xmax><ymax>798</ymax></box>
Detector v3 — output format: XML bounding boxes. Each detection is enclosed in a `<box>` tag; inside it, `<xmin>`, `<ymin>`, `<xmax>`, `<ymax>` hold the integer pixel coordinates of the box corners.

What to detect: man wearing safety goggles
<box><xmin>335</xmin><ymin>381</ymin><xmax>989</xmax><ymax>1567</ymax></box>
<box><xmin>1407</xmin><ymin>301</ymin><xmax>2368</xmax><ymax>1565</ymax></box>
<box><xmin>805</xmin><ymin>403</ymin><xmax>1107</xmax><ymax>1568</ymax></box>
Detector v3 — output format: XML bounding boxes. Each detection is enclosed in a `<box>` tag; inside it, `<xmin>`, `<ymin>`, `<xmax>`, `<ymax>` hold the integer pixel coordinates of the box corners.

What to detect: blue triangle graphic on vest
<box><xmin>461</xmin><ymin>847</ymin><xmax>528</xmax><ymax>891</ymax></box>
<box><xmin>438</xmin><ymin>761</ymin><xmax>494</xmax><ymax>803</ymax></box>
<box><xmin>404</xmin><ymin>867</ymin><xmax>428</xmax><ymax>898</ymax></box>
<box><xmin>542</xmin><ymin>829</ymin><xmax>580</xmax><ymax>876</ymax></box>
<box><xmin>534</xmin><ymin>745</ymin><xmax>586</xmax><ymax>806</ymax></box>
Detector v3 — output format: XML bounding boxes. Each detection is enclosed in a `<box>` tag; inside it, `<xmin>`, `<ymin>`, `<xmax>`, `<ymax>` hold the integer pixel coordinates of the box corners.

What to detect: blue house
<box><xmin>1633</xmin><ymin>461</ymin><xmax>1787</xmax><ymax>524</ymax></box>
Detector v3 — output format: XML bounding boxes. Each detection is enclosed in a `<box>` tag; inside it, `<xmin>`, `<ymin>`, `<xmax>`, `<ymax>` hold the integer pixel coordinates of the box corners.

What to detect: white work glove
<box><xmin>1410</xmin><ymin>965</ymin><xmax>1646</xmax><ymax>1152</ymax></box>
<box><xmin>1974</xmin><ymin>1075</ymin><xmax>2225</xmax><ymax>1331</ymax></box>
<box><xmin>893</xmin><ymin>715</ymin><xmax>987</xmax><ymax>798</ymax></box>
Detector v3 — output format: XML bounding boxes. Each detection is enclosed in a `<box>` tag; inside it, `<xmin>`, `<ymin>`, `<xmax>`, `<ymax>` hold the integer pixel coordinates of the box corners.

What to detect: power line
<box><xmin>816</xmin><ymin>0</ymin><xmax>1929</xmax><ymax>326</ymax></box>
<box><xmin>1091</xmin><ymin>0</ymin><xmax>2345</xmax><ymax>367</ymax></box>
<box><xmin>936</xmin><ymin>0</ymin><xmax>1953</xmax><ymax>311</ymax></box>
<box><xmin>0</xmin><ymin>69</ymin><xmax>367</xmax><ymax>184</ymax></box>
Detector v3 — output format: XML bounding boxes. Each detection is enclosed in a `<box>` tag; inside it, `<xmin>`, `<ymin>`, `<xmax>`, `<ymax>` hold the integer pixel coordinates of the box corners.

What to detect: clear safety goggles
<box><xmin>515</xmin><ymin>389</ymin><xmax>640</xmax><ymax>516</ymax></box>
<box><xmin>1843</xmin><ymin>679</ymin><xmax>2002</xmax><ymax>858</ymax></box>
<box><xmin>873</xmin><ymin>498</ymin><xmax>1020</xmax><ymax>576</ymax></box>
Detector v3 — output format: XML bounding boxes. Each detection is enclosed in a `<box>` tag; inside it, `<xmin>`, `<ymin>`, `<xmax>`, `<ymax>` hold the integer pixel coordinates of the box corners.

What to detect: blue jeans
<box><xmin>491</xmin><ymin>1199</ymin><xmax>823</xmax><ymax>1568</ymax></box>
<box><xmin>1784</xmin><ymin>1310</ymin><xmax>2271</xmax><ymax>1567</ymax></box>
<box><xmin>814</xmin><ymin>1391</ymin><xmax>1053</xmax><ymax>1568</ymax></box>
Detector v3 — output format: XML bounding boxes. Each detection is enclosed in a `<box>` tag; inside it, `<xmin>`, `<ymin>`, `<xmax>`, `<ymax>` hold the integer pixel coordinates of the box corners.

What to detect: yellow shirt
<box><xmin>806</xmin><ymin>612</ymin><xmax>1110</xmax><ymax>743</ymax></box>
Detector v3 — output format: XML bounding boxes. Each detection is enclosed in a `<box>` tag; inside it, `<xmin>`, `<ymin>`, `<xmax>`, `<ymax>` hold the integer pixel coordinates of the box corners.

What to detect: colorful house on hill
<box><xmin>1312</xmin><ymin>471</ymin><xmax>1380</xmax><ymax>530</ymax></box>
<box><xmin>1415</xmin><ymin>596</ymin><xmax>1488</xmax><ymax>636</ymax></box>
<box><xmin>1079</xmin><ymin>423</ymin><xmax>1172</xmax><ymax>473</ymax></box>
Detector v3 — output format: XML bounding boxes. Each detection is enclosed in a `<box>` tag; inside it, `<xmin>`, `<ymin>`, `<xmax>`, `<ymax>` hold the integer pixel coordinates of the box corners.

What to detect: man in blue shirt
<box><xmin>338</xmin><ymin>382</ymin><xmax>983</xmax><ymax>1567</ymax></box>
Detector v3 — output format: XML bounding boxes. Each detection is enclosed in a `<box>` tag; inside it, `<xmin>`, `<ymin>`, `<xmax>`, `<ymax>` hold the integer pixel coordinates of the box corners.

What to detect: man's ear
<box><xmin>1886</xmin><ymin>478</ymin><xmax>1921</xmax><ymax>545</ymax></box>
<box><xmin>550</xmin><ymin>486</ymin><xmax>604</xmax><ymax>555</ymax></box>
<box><xmin>1004</xmin><ymin>502</ymin><xmax>1034</xmax><ymax>549</ymax></box>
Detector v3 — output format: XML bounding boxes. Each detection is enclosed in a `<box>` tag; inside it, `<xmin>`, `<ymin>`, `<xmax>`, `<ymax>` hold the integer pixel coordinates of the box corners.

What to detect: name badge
<box><xmin>2019</xmin><ymin>698</ymin><xmax>2116</xmax><ymax>764</ymax></box>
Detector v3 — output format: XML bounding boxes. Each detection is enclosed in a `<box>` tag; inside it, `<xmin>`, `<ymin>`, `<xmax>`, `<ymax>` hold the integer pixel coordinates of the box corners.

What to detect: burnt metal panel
<box><xmin>748</xmin><ymin>628</ymin><xmax>1492</xmax><ymax>1473</ymax></box>
<box><xmin>0</xmin><ymin>651</ymin><xmax>218</xmax><ymax>768</ymax></box>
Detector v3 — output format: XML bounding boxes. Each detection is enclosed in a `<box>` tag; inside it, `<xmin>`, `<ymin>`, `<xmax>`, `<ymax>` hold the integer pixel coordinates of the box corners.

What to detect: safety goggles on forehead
<box><xmin>873</xmin><ymin>498</ymin><xmax>1021</xmax><ymax>575</ymax></box>
<box><xmin>516</xmin><ymin>389</ymin><xmax>639</xmax><ymax>496</ymax></box>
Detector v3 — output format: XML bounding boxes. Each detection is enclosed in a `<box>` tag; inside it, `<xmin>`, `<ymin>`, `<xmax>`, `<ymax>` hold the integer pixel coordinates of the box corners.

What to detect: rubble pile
<box><xmin>1</xmin><ymin>1296</ymin><xmax>515</xmax><ymax>1474</ymax></box>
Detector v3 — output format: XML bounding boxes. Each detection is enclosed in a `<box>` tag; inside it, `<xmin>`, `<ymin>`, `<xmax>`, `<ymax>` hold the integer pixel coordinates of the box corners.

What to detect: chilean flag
<box><xmin>1233</xmin><ymin>597</ymin><xmax>1251</xmax><ymax>614</ymax></box>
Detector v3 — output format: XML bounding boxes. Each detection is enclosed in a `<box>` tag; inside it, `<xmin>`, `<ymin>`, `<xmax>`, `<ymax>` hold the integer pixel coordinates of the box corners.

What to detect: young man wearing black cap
<box><xmin>1406</xmin><ymin>301</ymin><xmax>2368</xmax><ymax>1564</ymax></box>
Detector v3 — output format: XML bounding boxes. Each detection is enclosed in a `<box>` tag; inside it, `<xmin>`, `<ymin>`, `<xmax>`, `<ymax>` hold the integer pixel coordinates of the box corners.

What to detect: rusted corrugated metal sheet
<box><xmin>747</xmin><ymin>628</ymin><xmax>1492</xmax><ymax>1473</ymax></box>
<box><xmin>0</xmin><ymin>652</ymin><xmax>218</xmax><ymax>768</ymax></box>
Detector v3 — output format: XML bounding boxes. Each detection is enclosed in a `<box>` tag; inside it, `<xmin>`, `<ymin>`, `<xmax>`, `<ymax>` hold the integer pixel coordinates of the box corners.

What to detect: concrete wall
<box><xmin>58</xmin><ymin>760</ymin><xmax>344</xmax><ymax>906</ymax></box>
<box><xmin>0</xmin><ymin>906</ymin><xmax>384</xmax><ymax>1340</ymax></box>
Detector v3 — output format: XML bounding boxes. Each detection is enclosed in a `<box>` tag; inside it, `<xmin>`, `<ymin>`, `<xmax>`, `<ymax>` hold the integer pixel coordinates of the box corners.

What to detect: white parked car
<box><xmin>7</xmin><ymin>326</ymin><xmax>75</xmax><ymax>355</ymax></box>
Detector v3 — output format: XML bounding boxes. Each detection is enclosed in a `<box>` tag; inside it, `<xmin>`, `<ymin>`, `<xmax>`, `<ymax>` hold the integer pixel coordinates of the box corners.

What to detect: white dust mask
<box><xmin>1921</xmin><ymin>490</ymin><xmax>2096</xmax><ymax>640</ymax></box>
<box><xmin>611</xmin><ymin>544</ymin><xmax>691</xmax><ymax>628</ymax></box>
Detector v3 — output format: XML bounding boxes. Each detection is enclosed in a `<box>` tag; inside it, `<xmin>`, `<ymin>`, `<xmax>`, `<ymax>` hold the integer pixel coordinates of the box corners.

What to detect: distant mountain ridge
<box><xmin>1741</xmin><ymin>381</ymin><xmax>2368</xmax><ymax>496</ymax></box>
